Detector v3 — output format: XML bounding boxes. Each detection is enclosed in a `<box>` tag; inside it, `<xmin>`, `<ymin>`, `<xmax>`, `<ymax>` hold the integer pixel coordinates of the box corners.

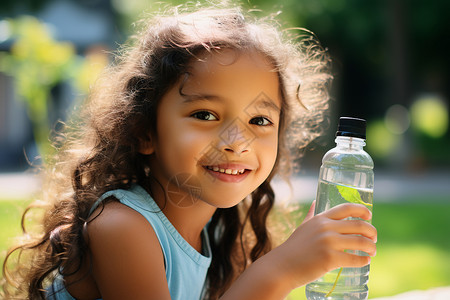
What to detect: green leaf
<box><xmin>337</xmin><ymin>185</ymin><xmax>372</xmax><ymax>207</ymax></box>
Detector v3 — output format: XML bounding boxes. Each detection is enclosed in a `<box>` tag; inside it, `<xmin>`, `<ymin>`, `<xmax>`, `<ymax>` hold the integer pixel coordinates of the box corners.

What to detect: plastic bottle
<box><xmin>305</xmin><ymin>117</ymin><xmax>374</xmax><ymax>300</ymax></box>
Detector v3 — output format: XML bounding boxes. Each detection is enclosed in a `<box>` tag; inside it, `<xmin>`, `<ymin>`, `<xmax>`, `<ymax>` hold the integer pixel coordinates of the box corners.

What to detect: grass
<box><xmin>0</xmin><ymin>199</ymin><xmax>31</xmax><ymax>260</ymax></box>
<box><xmin>287</xmin><ymin>197</ymin><xmax>450</xmax><ymax>299</ymax></box>
<box><xmin>367</xmin><ymin>200</ymin><xmax>450</xmax><ymax>297</ymax></box>
<box><xmin>1</xmin><ymin>197</ymin><xmax>450</xmax><ymax>299</ymax></box>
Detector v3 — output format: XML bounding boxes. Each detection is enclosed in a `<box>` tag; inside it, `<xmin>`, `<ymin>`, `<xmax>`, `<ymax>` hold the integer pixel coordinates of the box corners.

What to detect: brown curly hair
<box><xmin>2</xmin><ymin>3</ymin><xmax>331</xmax><ymax>299</ymax></box>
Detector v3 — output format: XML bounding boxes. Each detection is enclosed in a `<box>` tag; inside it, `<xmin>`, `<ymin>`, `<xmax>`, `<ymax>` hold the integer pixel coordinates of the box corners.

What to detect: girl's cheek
<box><xmin>256</xmin><ymin>135</ymin><xmax>278</xmax><ymax>167</ymax></box>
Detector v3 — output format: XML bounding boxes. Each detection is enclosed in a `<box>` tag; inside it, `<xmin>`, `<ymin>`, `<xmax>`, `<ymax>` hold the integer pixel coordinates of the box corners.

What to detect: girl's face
<box><xmin>143</xmin><ymin>49</ymin><xmax>281</xmax><ymax>208</ymax></box>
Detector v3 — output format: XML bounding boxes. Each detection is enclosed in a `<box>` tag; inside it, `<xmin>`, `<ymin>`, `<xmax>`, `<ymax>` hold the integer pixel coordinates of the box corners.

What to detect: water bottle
<box><xmin>305</xmin><ymin>117</ymin><xmax>374</xmax><ymax>300</ymax></box>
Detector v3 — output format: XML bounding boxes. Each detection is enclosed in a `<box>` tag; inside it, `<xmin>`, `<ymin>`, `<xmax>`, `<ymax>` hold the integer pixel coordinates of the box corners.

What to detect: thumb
<box><xmin>302</xmin><ymin>200</ymin><xmax>316</xmax><ymax>223</ymax></box>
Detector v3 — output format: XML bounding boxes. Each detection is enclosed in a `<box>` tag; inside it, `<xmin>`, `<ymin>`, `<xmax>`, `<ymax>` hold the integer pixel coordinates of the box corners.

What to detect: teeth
<box><xmin>206</xmin><ymin>166</ymin><xmax>247</xmax><ymax>175</ymax></box>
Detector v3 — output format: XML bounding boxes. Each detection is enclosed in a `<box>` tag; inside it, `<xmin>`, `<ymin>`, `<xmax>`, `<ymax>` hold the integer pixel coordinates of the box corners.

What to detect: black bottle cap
<box><xmin>336</xmin><ymin>117</ymin><xmax>366</xmax><ymax>139</ymax></box>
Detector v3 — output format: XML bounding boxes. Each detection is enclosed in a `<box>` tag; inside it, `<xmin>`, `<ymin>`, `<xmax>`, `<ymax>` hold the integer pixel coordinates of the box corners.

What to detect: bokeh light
<box><xmin>385</xmin><ymin>104</ymin><xmax>410</xmax><ymax>135</ymax></box>
<box><xmin>410</xmin><ymin>95</ymin><xmax>448</xmax><ymax>138</ymax></box>
<box><xmin>366</xmin><ymin>119</ymin><xmax>399</xmax><ymax>159</ymax></box>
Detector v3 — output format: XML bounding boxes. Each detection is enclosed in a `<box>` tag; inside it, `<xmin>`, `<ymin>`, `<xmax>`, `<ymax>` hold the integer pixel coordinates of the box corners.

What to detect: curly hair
<box><xmin>2</xmin><ymin>3</ymin><xmax>331</xmax><ymax>299</ymax></box>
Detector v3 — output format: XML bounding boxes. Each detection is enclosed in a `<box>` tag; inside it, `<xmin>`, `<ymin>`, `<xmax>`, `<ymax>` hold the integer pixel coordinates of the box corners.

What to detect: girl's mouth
<box><xmin>205</xmin><ymin>166</ymin><xmax>247</xmax><ymax>175</ymax></box>
<box><xmin>202</xmin><ymin>165</ymin><xmax>252</xmax><ymax>183</ymax></box>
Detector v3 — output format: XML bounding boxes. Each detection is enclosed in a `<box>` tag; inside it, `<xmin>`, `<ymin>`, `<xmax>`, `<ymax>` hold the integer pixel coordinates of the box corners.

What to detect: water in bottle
<box><xmin>305</xmin><ymin>117</ymin><xmax>374</xmax><ymax>300</ymax></box>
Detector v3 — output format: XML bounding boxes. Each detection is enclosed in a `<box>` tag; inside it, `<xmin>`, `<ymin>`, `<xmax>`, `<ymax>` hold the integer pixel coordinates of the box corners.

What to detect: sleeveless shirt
<box><xmin>46</xmin><ymin>184</ymin><xmax>212</xmax><ymax>300</ymax></box>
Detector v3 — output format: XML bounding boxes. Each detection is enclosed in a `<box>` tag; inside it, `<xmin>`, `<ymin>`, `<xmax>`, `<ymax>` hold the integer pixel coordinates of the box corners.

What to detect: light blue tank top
<box><xmin>47</xmin><ymin>184</ymin><xmax>212</xmax><ymax>300</ymax></box>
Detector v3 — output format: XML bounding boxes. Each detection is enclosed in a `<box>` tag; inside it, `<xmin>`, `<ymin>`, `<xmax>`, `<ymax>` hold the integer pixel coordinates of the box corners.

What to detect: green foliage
<box><xmin>0</xmin><ymin>16</ymin><xmax>77</xmax><ymax>160</ymax></box>
<box><xmin>336</xmin><ymin>184</ymin><xmax>373</xmax><ymax>207</ymax></box>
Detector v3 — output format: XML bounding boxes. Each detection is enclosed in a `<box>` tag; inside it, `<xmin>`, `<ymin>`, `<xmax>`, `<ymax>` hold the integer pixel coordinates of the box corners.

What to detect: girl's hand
<box><xmin>270</xmin><ymin>202</ymin><xmax>377</xmax><ymax>291</ymax></box>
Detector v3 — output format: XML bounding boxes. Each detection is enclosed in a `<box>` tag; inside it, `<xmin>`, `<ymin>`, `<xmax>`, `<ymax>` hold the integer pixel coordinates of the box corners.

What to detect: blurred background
<box><xmin>0</xmin><ymin>0</ymin><xmax>449</xmax><ymax>299</ymax></box>
<box><xmin>1</xmin><ymin>0</ymin><xmax>450</xmax><ymax>173</ymax></box>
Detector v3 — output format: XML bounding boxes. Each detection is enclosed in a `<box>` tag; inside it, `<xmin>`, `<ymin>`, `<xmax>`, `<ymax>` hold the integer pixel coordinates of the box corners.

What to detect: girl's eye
<box><xmin>249</xmin><ymin>116</ymin><xmax>273</xmax><ymax>126</ymax></box>
<box><xmin>191</xmin><ymin>111</ymin><xmax>218</xmax><ymax>121</ymax></box>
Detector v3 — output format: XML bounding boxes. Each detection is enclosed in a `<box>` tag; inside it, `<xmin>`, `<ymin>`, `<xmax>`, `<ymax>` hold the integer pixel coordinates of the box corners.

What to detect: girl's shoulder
<box><xmin>87</xmin><ymin>199</ymin><xmax>162</xmax><ymax>263</ymax></box>
<box><xmin>85</xmin><ymin>200</ymin><xmax>171</xmax><ymax>298</ymax></box>
<box><xmin>88</xmin><ymin>200</ymin><xmax>149</xmax><ymax>234</ymax></box>
<box><xmin>86</xmin><ymin>185</ymin><xmax>166</xmax><ymax>244</ymax></box>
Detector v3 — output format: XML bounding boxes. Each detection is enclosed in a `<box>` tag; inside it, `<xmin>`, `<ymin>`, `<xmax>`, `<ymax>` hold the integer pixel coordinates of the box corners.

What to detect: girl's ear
<box><xmin>138</xmin><ymin>135</ymin><xmax>155</xmax><ymax>155</ymax></box>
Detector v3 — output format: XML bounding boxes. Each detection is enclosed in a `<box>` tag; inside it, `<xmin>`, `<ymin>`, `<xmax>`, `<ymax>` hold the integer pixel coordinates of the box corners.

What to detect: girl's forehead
<box><xmin>183</xmin><ymin>49</ymin><xmax>282</xmax><ymax>107</ymax></box>
<box><xmin>190</xmin><ymin>48</ymin><xmax>275</xmax><ymax>73</ymax></box>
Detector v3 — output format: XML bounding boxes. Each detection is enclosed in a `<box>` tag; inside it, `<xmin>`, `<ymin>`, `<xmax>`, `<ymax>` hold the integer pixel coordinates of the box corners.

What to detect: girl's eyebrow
<box><xmin>253</xmin><ymin>98</ymin><xmax>281</xmax><ymax>113</ymax></box>
<box><xmin>182</xmin><ymin>94</ymin><xmax>281</xmax><ymax>113</ymax></box>
<box><xmin>181</xmin><ymin>94</ymin><xmax>222</xmax><ymax>104</ymax></box>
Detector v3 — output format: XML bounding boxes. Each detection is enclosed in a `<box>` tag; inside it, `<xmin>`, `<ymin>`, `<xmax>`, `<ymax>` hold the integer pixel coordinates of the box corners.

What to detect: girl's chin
<box><xmin>199</xmin><ymin>189</ymin><xmax>253</xmax><ymax>208</ymax></box>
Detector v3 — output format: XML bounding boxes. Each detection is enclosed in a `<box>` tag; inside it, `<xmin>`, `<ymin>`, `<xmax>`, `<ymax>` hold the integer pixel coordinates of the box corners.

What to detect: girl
<box><xmin>2</xmin><ymin>4</ymin><xmax>377</xmax><ymax>300</ymax></box>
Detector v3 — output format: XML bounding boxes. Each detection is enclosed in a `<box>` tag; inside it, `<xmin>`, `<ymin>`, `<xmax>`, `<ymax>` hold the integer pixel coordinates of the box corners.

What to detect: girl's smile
<box><xmin>141</xmin><ymin>49</ymin><xmax>282</xmax><ymax>209</ymax></box>
<box><xmin>203</xmin><ymin>163</ymin><xmax>252</xmax><ymax>183</ymax></box>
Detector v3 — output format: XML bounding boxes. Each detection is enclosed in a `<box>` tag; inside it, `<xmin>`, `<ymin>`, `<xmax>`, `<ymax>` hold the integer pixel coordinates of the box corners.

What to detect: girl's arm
<box><xmin>220</xmin><ymin>202</ymin><xmax>377</xmax><ymax>300</ymax></box>
<box><xmin>88</xmin><ymin>201</ymin><xmax>172</xmax><ymax>300</ymax></box>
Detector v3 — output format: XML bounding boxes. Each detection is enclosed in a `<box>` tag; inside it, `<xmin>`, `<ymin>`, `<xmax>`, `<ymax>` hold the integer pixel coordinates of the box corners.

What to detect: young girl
<box><xmin>2</xmin><ymin>4</ymin><xmax>377</xmax><ymax>300</ymax></box>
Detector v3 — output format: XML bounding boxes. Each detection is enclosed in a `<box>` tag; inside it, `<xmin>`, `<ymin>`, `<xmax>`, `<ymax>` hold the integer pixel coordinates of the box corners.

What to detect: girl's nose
<box><xmin>219</xmin><ymin>119</ymin><xmax>255</xmax><ymax>155</ymax></box>
<box><xmin>224</xmin><ymin>142</ymin><xmax>250</xmax><ymax>155</ymax></box>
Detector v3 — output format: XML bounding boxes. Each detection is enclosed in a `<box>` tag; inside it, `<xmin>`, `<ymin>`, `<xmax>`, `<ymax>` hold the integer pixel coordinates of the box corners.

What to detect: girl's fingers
<box><xmin>323</xmin><ymin>203</ymin><xmax>372</xmax><ymax>221</ymax></box>
<box><xmin>331</xmin><ymin>219</ymin><xmax>377</xmax><ymax>242</ymax></box>
<box><xmin>336</xmin><ymin>251</ymin><xmax>372</xmax><ymax>268</ymax></box>
<box><xmin>336</xmin><ymin>235</ymin><xmax>377</xmax><ymax>257</ymax></box>
<box><xmin>302</xmin><ymin>200</ymin><xmax>316</xmax><ymax>223</ymax></box>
